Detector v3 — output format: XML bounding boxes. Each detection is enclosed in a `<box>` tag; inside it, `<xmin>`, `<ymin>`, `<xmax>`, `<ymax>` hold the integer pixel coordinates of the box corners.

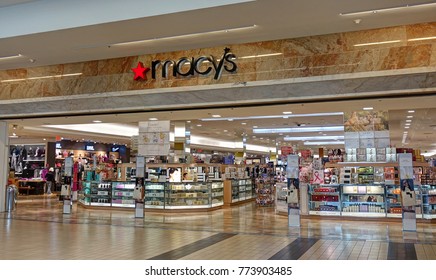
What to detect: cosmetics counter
<box><xmin>307</xmin><ymin>183</ymin><xmax>436</xmax><ymax>219</ymax></box>
<box><xmin>79</xmin><ymin>180</ymin><xmax>224</xmax><ymax>210</ymax></box>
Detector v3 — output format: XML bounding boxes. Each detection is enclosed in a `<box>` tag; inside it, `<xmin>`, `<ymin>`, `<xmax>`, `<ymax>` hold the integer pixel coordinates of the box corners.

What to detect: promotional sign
<box><xmin>398</xmin><ymin>153</ymin><xmax>416</xmax><ymax>231</ymax></box>
<box><xmin>286</xmin><ymin>155</ymin><xmax>299</xmax><ymax>179</ymax></box>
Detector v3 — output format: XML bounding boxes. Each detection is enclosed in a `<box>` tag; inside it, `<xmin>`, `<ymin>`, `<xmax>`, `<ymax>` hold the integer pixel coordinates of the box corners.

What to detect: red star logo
<box><xmin>132</xmin><ymin>62</ymin><xmax>150</xmax><ymax>80</ymax></box>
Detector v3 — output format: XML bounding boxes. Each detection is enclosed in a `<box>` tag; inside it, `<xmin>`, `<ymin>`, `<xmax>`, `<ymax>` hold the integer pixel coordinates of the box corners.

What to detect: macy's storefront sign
<box><xmin>132</xmin><ymin>48</ymin><xmax>237</xmax><ymax>81</ymax></box>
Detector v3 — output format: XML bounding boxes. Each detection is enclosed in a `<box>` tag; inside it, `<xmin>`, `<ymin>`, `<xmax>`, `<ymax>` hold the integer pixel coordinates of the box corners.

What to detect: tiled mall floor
<box><xmin>1</xmin><ymin>196</ymin><xmax>435</xmax><ymax>260</ymax></box>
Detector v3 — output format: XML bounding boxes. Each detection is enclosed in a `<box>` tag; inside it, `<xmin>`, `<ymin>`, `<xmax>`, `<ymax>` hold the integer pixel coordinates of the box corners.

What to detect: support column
<box><xmin>173</xmin><ymin>121</ymin><xmax>186</xmax><ymax>163</ymax></box>
<box><xmin>0</xmin><ymin>121</ymin><xmax>9</xmax><ymax>212</ymax></box>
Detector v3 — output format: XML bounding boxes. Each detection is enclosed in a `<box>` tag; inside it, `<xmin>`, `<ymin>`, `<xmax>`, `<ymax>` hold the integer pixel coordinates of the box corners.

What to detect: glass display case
<box><xmin>80</xmin><ymin>181</ymin><xmax>111</xmax><ymax>207</ymax></box>
<box><xmin>385</xmin><ymin>184</ymin><xmax>402</xmax><ymax>217</ymax></box>
<box><xmin>308</xmin><ymin>184</ymin><xmax>341</xmax><ymax>216</ymax></box>
<box><xmin>144</xmin><ymin>182</ymin><xmax>166</xmax><ymax>209</ymax></box>
<box><xmin>231</xmin><ymin>178</ymin><xmax>254</xmax><ymax>202</ymax></box>
<box><xmin>211</xmin><ymin>181</ymin><xmax>224</xmax><ymax>207</ymax></box>
<box><xmin>341</xmin><ymin>184</ymin><xmax>386</xmax><ymax>217</ymax></box>
<box><xmin>421</xmin><ymin>185</ymin><xmax>436</xmax><ymax>219</ymax></box>
<box><xmin>111</xmin><ymin>181</ymin><xmax>135</xmax><ymax>208</ymax></box>
<box><xmin>165</xmin><ymin>181</ymin><xmax>223</xmax><ymax>209</ymax></box>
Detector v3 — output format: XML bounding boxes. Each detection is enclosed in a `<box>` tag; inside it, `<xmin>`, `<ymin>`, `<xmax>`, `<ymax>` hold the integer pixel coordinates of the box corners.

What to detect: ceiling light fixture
<box><xmin>282</xmin><ymin>111</ymin><xmax>293</xmax><ymax>114</ymax></box>
<box><xmin>201</xmin><ymin>112</ymin><xmax>343</xmax><ymax>121</ymax></box>
<box><xmin>303</xmin><ymin>141</ymin><xmax>345</xmax><ymax>146</ymax></box>
<box><xmin>93</xmin><ymin>120</ymin><xmax>102</xmax><ymax>123</ymax></box>
<box><xmin>406</xmin><ymin>120</ymin><xmax>412</xmax><ymax>123</ymax></box>
<box><xmin>0</xmin><ymin>54</ymin><xmax>23</xmax><ymax>61</ymax></box>
<box><xmin>212</xmin><ymin>115</ymin><xmax>221</xmax><ymax>118</ymax></box>
<box><xmin>110</xmin><ymin>24</ymin><xmax>257</xmax><ymax>47</ymax></box>
<box><xmin>148</xmin><ymin>117</ymin><xmax>158</xmax><ymax>121</ymax></box>
<box><xmin>407</xmin><ymin>115</ymin><xmax>413</xmax><ymax>118</ymax></box>
<box><xmin>408</xmin><ymin>110</ymin><xmax>415</xmax><ymax>113</ymax></box>
<box><xmin>254</xmin><ymin>126</ymin><xmax>344</xmax><ymax>134</ymax></box>
<box><xmin>363</xmin><ymin>107</ymin><xmax>374</xmax><ymax>110</ymax></box>
<box><xmin>284</xmin><ymin>136</ymin><xmax>345</xmax><ymax>141</ymax></box>
<box><xmin>354</xmin><ymin>40</ymin><xmax>401</xmax><ymax>47</ymax></box>
<box><xmin>1</xmin><ymin>73</ymin><xmax>83</xmax><ymax>83</ymax></box>
<box><xmin>339</xmin><ymin>2</ymin><xmax>436</xmax><ymax>16</ymax></box>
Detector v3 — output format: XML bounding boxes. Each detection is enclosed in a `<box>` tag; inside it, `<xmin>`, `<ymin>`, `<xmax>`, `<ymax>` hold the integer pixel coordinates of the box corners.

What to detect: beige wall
<box><xmin>0</xmin><ymin>22</ymin><xmax>435</xmax><ymax>101</ymax></box>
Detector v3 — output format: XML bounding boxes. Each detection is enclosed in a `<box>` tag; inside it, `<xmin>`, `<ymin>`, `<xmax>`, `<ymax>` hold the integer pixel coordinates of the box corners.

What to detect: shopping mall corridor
<box><xmin>1</xmin><ymin>196</ymin><xmax>435</xmax><ymax>260</ymax></box>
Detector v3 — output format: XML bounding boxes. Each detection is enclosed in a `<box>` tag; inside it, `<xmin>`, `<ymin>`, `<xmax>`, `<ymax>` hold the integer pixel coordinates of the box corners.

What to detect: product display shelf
<box><xmin>231</xmin><ymin>178</ymin><xmax>254</xmax><ymax>202</ymax></box>
<box><xmin>255</xmin><ymin>177</ymin><xmax>275</xmax><ymax>207</ymax></box>
<box><xmin>81</xmin><ymin>181</ymin><xmax>112</xmax><ymax>207</ymax></box>
<box><xmin>308</xmin><ymin>184</ymin><xmax>341</xmax><ymax>216</ymax></box>
<box><xmin>165</xmin><ymin>181</ymin><xmax>211</xmax><ymax>209</ymax></box>
<box><xmin>211</xmin><ymin>181</ymin><xmax>224</xmax><ymax>207</ymax></box>
<box><xmin>385</xmin><ymin>184</ymin><xmax>402</xmax><ymax>217</ymax></box>
<box><xmin>143</xmin><ymin>182</ymin><xmax>166</xmax><ymax>208</ymax></box>
<box><xmin>421</xmin><ymin>185</ymin><xmax>436</xmax><ymax>219</ymax></box>
<box><xmin>111</xmin><ymin>181</ymin><xmax>135</xmax><ymax>208</ymax></box>
<box><xmin>341</xmin><ymin>184</ymin><xmax>386</xmax><ymax>217</ymax></box>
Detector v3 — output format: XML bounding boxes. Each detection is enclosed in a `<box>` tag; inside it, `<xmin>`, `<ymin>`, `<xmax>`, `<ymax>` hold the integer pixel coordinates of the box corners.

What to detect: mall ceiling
<box><xmin>2</xmin><ymin>0</ymin><xmax>436</xmax><ymax>155</ymax></box>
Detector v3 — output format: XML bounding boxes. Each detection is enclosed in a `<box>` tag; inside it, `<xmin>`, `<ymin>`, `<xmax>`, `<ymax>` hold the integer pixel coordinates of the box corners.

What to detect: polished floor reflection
<box><xmin>1</xmin><ymin>197</ymin><xmax>435</xmax><ymax>260</ymax></box>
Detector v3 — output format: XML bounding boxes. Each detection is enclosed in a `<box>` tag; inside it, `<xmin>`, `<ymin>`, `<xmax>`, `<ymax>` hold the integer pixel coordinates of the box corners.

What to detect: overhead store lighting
<box><xmin>354</xmin><ymin>40</ymin><xmax>401</xmax><ymax>47</ymax></box>
<box><xmin>0</xmin><ymin>54</ymin><xmax>23</xmax><ymax>61</ymax></box>
<box><xmin>42</xmin><ymin>123</ymin><xmax>139</xmax><ymax>137</ymax></box>
<box><xmin>303</xmin><ymin>141</ymin><xmax>345</xmax><ymax>146</ymax></box>
<box><xmin>339</xmin><ymin>2</ymin><xmax>436</xmax><ymax>16</ymax></box>
<box><xmin>110</xmin><ymin>24</ymin><xmax>257</xmax><ymax>47</ymax></box>
<box><xmin>254</xmin><ymin>126</ymin><xmax>344</xmax><ymax>134</ymax></box>
<box><xmin>284</xmin><ymin>136</ymin><xmax>344</xmax><ymax>141</ymax></box>
<box><xmin>201</xmin><ymin>112</ymin><xmax>343</xmax><ymax>121</ymax></box>
<box><xmin>408</xmin><ymin>36</ymin><xmax>436</xmax><ymax>42</ymax></box>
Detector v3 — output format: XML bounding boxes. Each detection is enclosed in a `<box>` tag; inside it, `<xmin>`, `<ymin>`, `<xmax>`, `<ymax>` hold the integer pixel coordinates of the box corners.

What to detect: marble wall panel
<box><xmin>0</xmin><ymin>22</ymin><xmax>435</xmax><ymax>103</ymax></box>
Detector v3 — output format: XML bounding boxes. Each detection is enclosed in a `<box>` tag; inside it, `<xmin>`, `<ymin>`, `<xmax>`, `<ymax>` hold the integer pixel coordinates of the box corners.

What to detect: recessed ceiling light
<box><xmin>283</xmin><ymin>111</ymin><xmax>292</xmax><ymax>114</ymax></box>
<box><xmin>253</xmin><ymin>126</ymin><xmax>258</xmax><ymax>128</ymax></box>
<box><xmin>408</xmin><ymin>110</ymin><xmax>415</xmax><ymax>113</ymax></box>
<box><xmin>228</xmin><ymin>119</ymin><xmax>234</xmax><ymax>121</ymax></box>
<box><xmin>43</xmin><ymin>138</ymin><xmax>46</xmax><ymax>141</ymax></box>
<box><xmin>405</xmin><ymin>127</ymin><xmax>410</xmax><ymax>129</ymax></box>
<box><xmin>196</xmin><ymin>124</ymin><xmax>202</xmax><ymax>127</ymax></box>
<box><xmin>93</xmin><ymin>120</ymin><xmax>102</xmax><ymax>123</ymax></box>
<box><xmin>224</xmin><ymin>130</ymin><xmax>228</xmax><ymax>132</ymax></box>
<box><xmin>187</xmin><ymin>120</ymin><xmax>191</xmax><ymax>123</ymax></box>
<box><xmin>241</xmin><ymin>122</ymin><xmax>247</xmax><ymax>125</ymax></box>
<box><xmin>148</xmin><ymin>117</ymin><xmax>158</xmax><ymax>121</ymax></box>
<box><xmin>407</xmin><ymin>116</ymin><xmax>413</xmax><ymax>118</ymax></box>
<box><xmin>363</xmin><ymin>107</ymin><xmax>373</xmax><ymax>110</ymax></box>
<box><xmin>406</xmin><ymin>120</ymin><xmax>412</xmax><ymax>123</ymax></box>
<box><xmin>212</xmin><ymin>115</ymin><xmax>221</xmax><ymax>118</ymax></box>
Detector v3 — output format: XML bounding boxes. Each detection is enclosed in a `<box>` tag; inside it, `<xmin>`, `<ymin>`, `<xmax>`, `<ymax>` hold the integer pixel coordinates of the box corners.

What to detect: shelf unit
<box><xmin>211</xmin><ymin>181</ymin><xmax>224</xmax><ymax>207</ymax></box>
<box><xmin>341</xmin><ymin>184</ymin><xmax>386</xmax><ymax>217</ymax></box>
<box><xmin>308</xmin><ymin>184</ymin><xmax>341</xmax><ymax>216</ymax></box>
<box><xmin>144</xmin><ymin>182</ymin><xmax>166</xmax><ymax>209</ymax></box>
<box><xmin>81</xmin><ymin>181</ymin><xmax>112</xmax><ymax>207</ymax></box>
<box><xmin>255</xmin><ymin>177</ymin><xmax>274</xmax><ymax>206</ymax></box>
<box><xmin>421</xmin><ymin>185</ymin><xmax>436</xmax><ymax>219</ymax></box>
<box><xmin>111</xmin><ymin>181</ymin><xmax>135</xmax><ymax>208</ymax></box>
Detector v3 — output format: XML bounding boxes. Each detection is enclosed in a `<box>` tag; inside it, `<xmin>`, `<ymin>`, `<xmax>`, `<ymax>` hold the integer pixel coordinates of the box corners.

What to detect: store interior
<box><xmin>5</xmin><ymin>93</ymin><xmax>436</xmax><ymax>218</ymax></box>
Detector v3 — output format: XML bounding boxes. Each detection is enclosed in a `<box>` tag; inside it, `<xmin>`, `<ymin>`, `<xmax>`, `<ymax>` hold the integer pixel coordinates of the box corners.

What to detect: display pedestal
<box><xmin>402</xmin><ymin>208</ymin><xmax>417</xmax><ymax>231</ymax></box>
<box><xmin>288</xmin><ymin>204</ymin><xmax>300</xmax><ymax>227</ymax></box>
<box><xmin>63</xmin><ymin>198</ymin><xmax>72</xmax><ymax>214</ymax></box>
<box><xmin>135</xmin><ymin>201</ymin><xmax>144</xmax><ymax>218</ymax></box>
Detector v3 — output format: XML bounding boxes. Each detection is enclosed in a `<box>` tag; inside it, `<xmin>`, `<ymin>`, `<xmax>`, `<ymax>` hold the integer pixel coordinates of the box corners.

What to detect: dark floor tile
<box><xmin>269</xmin><ymin>238</ymin><xmax>319</xmax><ymax>260</ymax></box>
<box><xmin>388</xmin><ymin>242</ymin><xmax>417</xmax><ymax>260</ymax></box>
<box><xmin>148</xmin><ymin>233</ymin><xmax>237</xmax><ymax>260</ymax></box>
